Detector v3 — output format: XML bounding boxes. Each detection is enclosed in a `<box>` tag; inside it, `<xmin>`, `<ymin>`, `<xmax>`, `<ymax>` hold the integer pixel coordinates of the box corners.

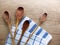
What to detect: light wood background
<box><xmin>0</xmin><ymin>0</ymin><xmax>60</xmax><ymax>45</ymax></box>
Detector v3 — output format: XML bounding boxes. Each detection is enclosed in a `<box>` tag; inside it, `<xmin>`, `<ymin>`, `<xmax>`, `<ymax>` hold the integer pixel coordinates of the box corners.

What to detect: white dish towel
<box><xmin>5</xmin><ymin>16</ymin><xmax>52</xmax><ymax>45</ymax></box>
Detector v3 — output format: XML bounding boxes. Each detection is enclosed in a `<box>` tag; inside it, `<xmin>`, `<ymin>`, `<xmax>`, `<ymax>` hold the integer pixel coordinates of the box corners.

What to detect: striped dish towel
<box><xmin>5</xmin><ymin>16</ymin><xmax>52</xmax><ymax>45</ymax></box>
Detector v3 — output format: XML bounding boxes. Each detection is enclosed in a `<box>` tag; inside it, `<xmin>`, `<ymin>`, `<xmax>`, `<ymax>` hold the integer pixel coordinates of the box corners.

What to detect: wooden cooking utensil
<box><xmin>14</xmin><ymin>7</ymin><xmax>24</xmax><ymax>40</ymax></box>
<box><xmin>3</xmin><ymin>11</ymin><xmax>15</xmax><ymax>45</ymax></box>
<box><xmin>17</xmin><ymin>20</ymin><xmax>29</xmax><ymax>45</ymax></box>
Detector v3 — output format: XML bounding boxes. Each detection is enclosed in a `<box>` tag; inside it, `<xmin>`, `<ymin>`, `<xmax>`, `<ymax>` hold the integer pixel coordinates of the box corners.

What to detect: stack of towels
<box><xmin>5</xmin><ymin>16</ymin><xmax>52</xmax><ymax>45</ymax></box>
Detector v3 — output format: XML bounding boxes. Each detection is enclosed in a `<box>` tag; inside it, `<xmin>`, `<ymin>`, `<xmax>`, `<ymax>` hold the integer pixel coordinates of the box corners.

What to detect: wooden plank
<box><xmin>0</xmin><ymin>0</ymin><xmax>60</xmax><ymax>45</ymax></box>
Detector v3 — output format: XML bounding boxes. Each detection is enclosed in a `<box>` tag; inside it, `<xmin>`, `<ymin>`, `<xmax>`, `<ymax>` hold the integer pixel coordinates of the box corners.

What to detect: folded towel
<box><xmin>5</xmin><ymin>16</ymin><xmax>52</xmax><ymax>45</ymax></box>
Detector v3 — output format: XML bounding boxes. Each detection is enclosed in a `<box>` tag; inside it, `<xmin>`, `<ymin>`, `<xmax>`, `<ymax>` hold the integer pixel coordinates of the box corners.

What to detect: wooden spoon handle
<box><xmin>25</xmin><ymin>26</ymin><xmax>38</xmax><ymax>45</ymax></box>
<box><xmin>8</xmin><ymin>23</ymin><xmax>15</xmax><ymax>45</ymax></box>
<box><xmin>14</xmin><ymin>21</ymin><xmax>19</xmax><ymax>39</ymax></box>
<box><xmin>17</xmin><ymin>31</ymin><xmax>24</xmax><ymax>45</ymax></box>
<box><xmin>11</xmin><ymin>38</ymin><xmax>15</xmax><ymax>45</ymax></box>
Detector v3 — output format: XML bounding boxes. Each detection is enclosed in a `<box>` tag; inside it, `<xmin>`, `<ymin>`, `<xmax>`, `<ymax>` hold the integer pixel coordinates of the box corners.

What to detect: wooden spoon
<box><xmin>17</xmin><ymin>20</ymin><xmax>29</xmax><ymax>45</ymax></box>
<box><xmin>14</xmin><ymin>7</ymin><xmax>24</xmax><ymax>39</ymax></box>
<box><xmin>3</xmin><ymin>11</ymin><xmax>15</xmax><ymax>45</ymax></box>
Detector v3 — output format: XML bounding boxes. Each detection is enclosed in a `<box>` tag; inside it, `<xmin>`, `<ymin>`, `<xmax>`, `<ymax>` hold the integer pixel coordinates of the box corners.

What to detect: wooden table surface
<box><xmin>0</xmin><ymin>0</ymin><xmax>60</xmax><ymax>45</ymax></box>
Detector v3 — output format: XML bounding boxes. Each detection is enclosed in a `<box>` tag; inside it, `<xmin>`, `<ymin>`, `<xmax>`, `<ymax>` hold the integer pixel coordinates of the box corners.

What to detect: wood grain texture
<box><xmin>0</xmin><ymin>0</ymin><xmax>60</xmax><ymax>45</ymax></box>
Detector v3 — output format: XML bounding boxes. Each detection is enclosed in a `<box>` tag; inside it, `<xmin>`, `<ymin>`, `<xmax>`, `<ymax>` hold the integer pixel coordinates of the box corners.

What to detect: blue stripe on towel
<box><xmin>36</xmin><ymin>28</ymin><xmax>42</xmax><ymax>35</ymax></box>
<box><xmin>29</xmin><ymin>24</ymin><xmax>37</xmax><ymax>33</ymax></box>
<box><xmin>32</xmin><ymin>27</ymin><xmax>43</xmax><ymax>45</ymax></box>
<box><xmin>43</xmin><ymin>32</ymin><xmax>48</xmax><ymax>38</ymax></box>
<box><xmin>32</xmin><ymin>36</ymin><xmax>36</xmax><ymax>45</ymax></box>
<box><xmin>39</xmin><ymin>32</ymin><xmax>48</xmax><ymax>45</ymax></box>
